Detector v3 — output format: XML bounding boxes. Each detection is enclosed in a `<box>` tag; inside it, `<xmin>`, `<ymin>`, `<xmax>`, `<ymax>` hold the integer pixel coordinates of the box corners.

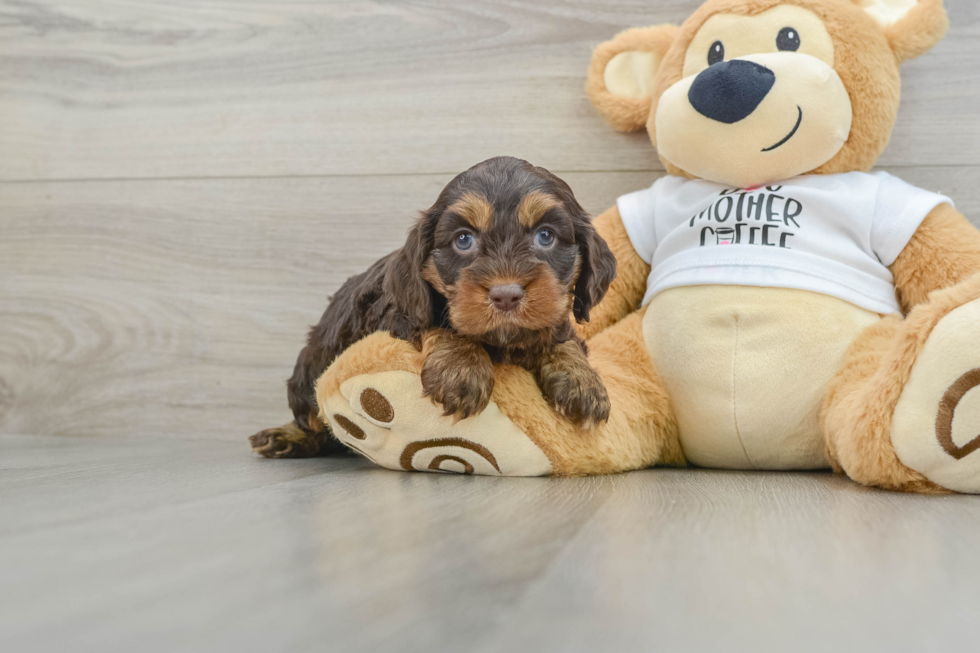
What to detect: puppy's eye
<box><xmin>454</xmin><ymin>232</ymin><xmax>475</xmax><ymax>252</ymax></box>
<box><xmin>708</xmin><ymin>41</ymin><xmax>725</xmax><ymax>66</ymax></box>
<box><xmin>534</xmin><ymin>229</ymin><xmax>555</xmax><ymax>249</ymax></box>
<box><xmin>777</xmin><ymin>27</ymin><xmax>801</xmax><ymax>52</ymax></box>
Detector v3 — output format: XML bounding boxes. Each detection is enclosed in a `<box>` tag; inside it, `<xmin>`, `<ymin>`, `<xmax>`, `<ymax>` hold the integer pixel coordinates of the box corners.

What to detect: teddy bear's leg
<box><xmin>315</xmin><ymin>310</ymin><xmax>684</xmax><ymax>476</ymax></box>
<box><xmin>823</xmin><ymin>274</ymin><xmax>980</xmax><ymax>494</ymax></box>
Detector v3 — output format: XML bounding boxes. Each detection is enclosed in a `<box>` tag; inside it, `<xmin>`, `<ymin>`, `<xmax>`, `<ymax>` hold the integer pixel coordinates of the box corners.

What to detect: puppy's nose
<box><xmin>488</xmin><ymin>284</ymin><xmax>524</xmax><ymax>312</ymax></box>
<box><xmin>688</xmin><ymin>59</ymin><xmax>775</xmax><ymax>124</ymax></box>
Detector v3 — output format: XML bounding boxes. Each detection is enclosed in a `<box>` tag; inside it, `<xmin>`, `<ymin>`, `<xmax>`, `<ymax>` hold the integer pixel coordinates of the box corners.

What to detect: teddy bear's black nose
<box><xmin>688</xmin><ymin>60</ymin><xmax>776</xmax><ymax>124</ymax></box>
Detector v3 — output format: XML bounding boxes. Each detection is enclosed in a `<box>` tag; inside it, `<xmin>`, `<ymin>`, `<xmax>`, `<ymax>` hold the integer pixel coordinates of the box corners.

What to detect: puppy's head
<box><xmin>387</xmin><ymin>157</ymin><xmax>616</xmax><ymax>345</ymax></box>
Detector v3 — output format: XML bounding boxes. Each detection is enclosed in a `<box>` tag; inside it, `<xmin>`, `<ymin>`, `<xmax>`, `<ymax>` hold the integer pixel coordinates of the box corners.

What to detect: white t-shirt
<box><xmin>617</xmin><ymin>172</ymin><xmax>952</xmax><ymax>314</ymax></box>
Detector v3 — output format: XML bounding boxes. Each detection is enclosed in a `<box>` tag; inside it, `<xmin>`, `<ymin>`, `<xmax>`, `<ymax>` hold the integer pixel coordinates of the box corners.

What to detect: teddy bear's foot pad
<box><xmin>321</xmin><ymin>371</ymin><xmax>554</xmax><ymax>476</ymax></box>
<box><xmin>892</xmin><ymin>299</ymin><xmax>980</xmax><ymax>493</ymax></box>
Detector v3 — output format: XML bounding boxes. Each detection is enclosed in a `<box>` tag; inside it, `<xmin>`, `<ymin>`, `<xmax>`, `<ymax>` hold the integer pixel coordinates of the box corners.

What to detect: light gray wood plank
<box><xmin>1</xmin><ymin>0</ymin><xmax>978</xmax><ymax>181</ymax></box>
<box><xmin>3</xmin><ymin>435</ymin><xmax>980</xmax><ymax>653</ymax></box>
<box><xmin>0</xmin><ymin>434</ymin><xmax>616</xmax><ymax>653</ymax></box>
<box><xmin>1</xmin><ymin>167</ymin><xmax>977</xmax><ymax>441</ymax></box>
<box><xmin>484</xmin><ymin>470</ymin><xmax>980</xmax><ymax>653</ymax></box>
<box><xmin>0</xmin><ymin>433</ymin><xmax>352</xmax><ymax>533</ymax></box>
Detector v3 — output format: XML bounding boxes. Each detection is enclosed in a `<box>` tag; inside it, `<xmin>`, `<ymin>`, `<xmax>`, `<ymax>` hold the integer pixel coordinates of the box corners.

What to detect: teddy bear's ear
<box><xmin>586</xmin><ymin>25</ymin><xmax>680</xmax><ymax>132</ymax></box>
<box><xmin>858</xmin><ymin>0</ymin><xmax>949</xmax><ymax>63</ymax></box>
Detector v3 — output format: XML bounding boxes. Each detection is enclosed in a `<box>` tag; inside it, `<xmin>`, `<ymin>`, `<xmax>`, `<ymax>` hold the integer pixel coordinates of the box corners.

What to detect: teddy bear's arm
<box><xmin>890</xmin><ymin>203</ymin><xmax>980</xmax><ymax>312</ymax></box>
<box><xmin>575</xmin><ymin>205</ymin><xmax>651</xmax><ymax>339</ymax></box>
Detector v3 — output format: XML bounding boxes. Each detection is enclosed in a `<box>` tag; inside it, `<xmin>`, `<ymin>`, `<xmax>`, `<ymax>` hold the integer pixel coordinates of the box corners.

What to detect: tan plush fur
<box><xmin>822</xmin><ymin>200</ymin><xmax>980</xmax><ymax>493</ymax></box>
<box><xmin>821</xmin><ymin>315</ymin><xmax>939</xmax><ymax>492</ymax></box>
<box><xmin>587</xmin><ymin>0</ymin><xmax>948</xmax><ymax>178</ymax></box>
<box><xmin>580</xmin><ymin>0</ymin><xmax>979</xmax><ymax>492</ymax></box>
<box><xmin>823</xmin><ymin>272</ymin><xmax>980</xmax><ymax>493</ymax></box>
<box><xmin>652</xmin><ymin>0</ymin><xmax>904</xmax><ymax>176</ymax></box>
<box><xmin>586</xmin><ymin>25</ymin><xmax>681</xmax><ymax>132</ymax></box>
<box><xmin>494</xmin><ymin>309</ymin><xmax>685</xmax><ymax>476</ymax></box>
<box><xmin>890</xmin><ymin>204</ymin><xmax>980</xmax><ymax>312</ymax></box>
<box><xmin>574</xmin><ymin>206</ymin><xmax>651</xmax><ymax>340</ymax></box>
<box><xmin>583</xmin><ymin>0</ymin><xmax>979</xmax><ymax>489</ymax></box>
<box><xmin>317</xmin><ymin>310</ymin><xmax>684</xmax><ymax>477</ymax></box>
<box><xmin>315</xmin><ymin>1</ymin><xmax>980</xmax><ymax>492</ymax></box>
<box><xmin>883</xmin><ymin>0</ymin><xmax>949</xmax><ymax>63</ymax></box>
<box><xmin>317</xmin><ymin>331</ymin><xmax>422</xmax><ymax>401</ymax></box>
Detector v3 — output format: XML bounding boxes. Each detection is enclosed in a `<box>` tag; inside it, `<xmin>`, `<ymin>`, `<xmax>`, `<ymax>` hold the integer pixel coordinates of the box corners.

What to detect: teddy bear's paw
<box><xmin>892</xmin><ymin>298</ymin><xmax>980</xmax><ymax>493</ymax></box>
<box><xmin>320</xmin><ymin>370</ymin><xmax>553</xmax><ymax>477</ymax></box>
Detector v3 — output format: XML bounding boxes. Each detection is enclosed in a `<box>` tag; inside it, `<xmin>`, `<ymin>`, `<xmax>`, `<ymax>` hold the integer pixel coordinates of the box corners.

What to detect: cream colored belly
<box><xmin>643</xmin><ymin>286</ymin><xmax>883</xmax><ymax>470</ymax></box>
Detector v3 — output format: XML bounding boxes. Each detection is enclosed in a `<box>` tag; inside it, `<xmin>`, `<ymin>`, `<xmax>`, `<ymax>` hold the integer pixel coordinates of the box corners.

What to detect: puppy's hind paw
<box><xmin>249</xmin><ymin>423</ymin><xmax>322</xmax><ymax>458</ymax></box>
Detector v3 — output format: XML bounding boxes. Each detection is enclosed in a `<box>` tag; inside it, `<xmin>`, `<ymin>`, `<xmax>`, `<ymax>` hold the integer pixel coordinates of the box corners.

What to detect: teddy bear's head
<box><xmin>587</xmin><ymin>0</ymin><xmax>948</xmax><ymax>188</ymax></box>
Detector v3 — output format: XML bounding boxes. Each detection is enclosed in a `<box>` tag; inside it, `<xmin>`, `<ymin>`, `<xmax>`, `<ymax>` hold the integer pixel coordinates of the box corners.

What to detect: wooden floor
<box><xmin>2</xmin><ymin>1</ymin><xmax>980</xmax><ymax>650</ymax></box>
<box><xmin>5</xmin><ymin>434</ymin><xmax>980</xmax><ymax>653</ymax></box>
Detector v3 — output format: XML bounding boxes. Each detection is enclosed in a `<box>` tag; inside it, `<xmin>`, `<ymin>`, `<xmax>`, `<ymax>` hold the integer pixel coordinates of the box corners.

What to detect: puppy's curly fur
<box><xmin>250</xmin><ymin>156</ymin><xmax>617</xmax><ymax>458</ymax></box>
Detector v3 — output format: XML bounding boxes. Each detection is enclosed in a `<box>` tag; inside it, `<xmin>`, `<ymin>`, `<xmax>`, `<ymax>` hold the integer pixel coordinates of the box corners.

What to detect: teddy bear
<box><xmin>313</xmin><ymin>0</ymin><xmax>980</xmax><ymax>494</ymax></box>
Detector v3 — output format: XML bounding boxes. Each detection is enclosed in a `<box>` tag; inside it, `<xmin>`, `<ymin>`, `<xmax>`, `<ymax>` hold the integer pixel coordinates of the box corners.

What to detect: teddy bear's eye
<box><xmin>708</xmin><ymin>40</ymin><xmax>725</xmax><ymax>66</ymax></box>
<box><xmin>777</xmin><ymin>27</ymin><xmax>801</xmax><ymax>52</ymax></box>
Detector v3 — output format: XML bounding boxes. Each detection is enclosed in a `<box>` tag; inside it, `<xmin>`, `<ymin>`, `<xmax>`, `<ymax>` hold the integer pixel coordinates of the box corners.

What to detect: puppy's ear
<box><xmin>858</xmin><ymin>0</ymin><xmax>948</xmax><ymax>63</ymax></box>
<box><xmin>384</xmin><ymin>210</ymin><xmax>438</xmax><ymax>343</ymax></box>
<box><xmin>586</xmin><ymin>24</ymin><xmax>681</xmax><ymax>132</ymax></box>
<box><xmin>570</xmin><ymin>201</ymin><xmax>617</xmax><ymax>324</ymax></box>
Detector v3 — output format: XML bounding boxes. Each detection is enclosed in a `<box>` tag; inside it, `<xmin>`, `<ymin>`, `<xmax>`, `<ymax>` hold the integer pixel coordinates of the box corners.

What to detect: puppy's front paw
<box><xmin>421</xmin><ymin>331</ymin><xmax>495</xmax><ymax>419</ymax></box>
<box><xmin>541</xmin><ymin>366</ymin><xmax>610</xmax><ymax>428</ymax></box>
<box><xmin>539</xmin><ymin>341</ymin><xmax>611</xmax><ymax>428</ymax></box>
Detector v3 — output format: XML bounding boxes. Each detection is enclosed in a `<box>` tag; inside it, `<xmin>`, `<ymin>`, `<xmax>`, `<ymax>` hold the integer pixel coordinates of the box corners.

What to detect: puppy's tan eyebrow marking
<box><xmin>518</xmin><ymin>191</ymin><xmax>561</xmax><ymax>228</ymax></box>
<box><xmin>448</xmin><ymin>192</ymin><xmax>493</xmax><ymax>231</ymax></box>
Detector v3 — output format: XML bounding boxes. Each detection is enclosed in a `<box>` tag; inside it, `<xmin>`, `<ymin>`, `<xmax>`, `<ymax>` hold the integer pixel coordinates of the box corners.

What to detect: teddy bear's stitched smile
<box><xmin>761</xmin><ymin>105</ymin><xmax>803</xmax><ymax>152</ymax></box>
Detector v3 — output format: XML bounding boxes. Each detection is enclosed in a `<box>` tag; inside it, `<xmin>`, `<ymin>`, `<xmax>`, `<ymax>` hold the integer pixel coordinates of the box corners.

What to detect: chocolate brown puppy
<box><xmin>250</xmin><ymin>156</ymin><xmax>617</xmax><ymax>458</ymax></box>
